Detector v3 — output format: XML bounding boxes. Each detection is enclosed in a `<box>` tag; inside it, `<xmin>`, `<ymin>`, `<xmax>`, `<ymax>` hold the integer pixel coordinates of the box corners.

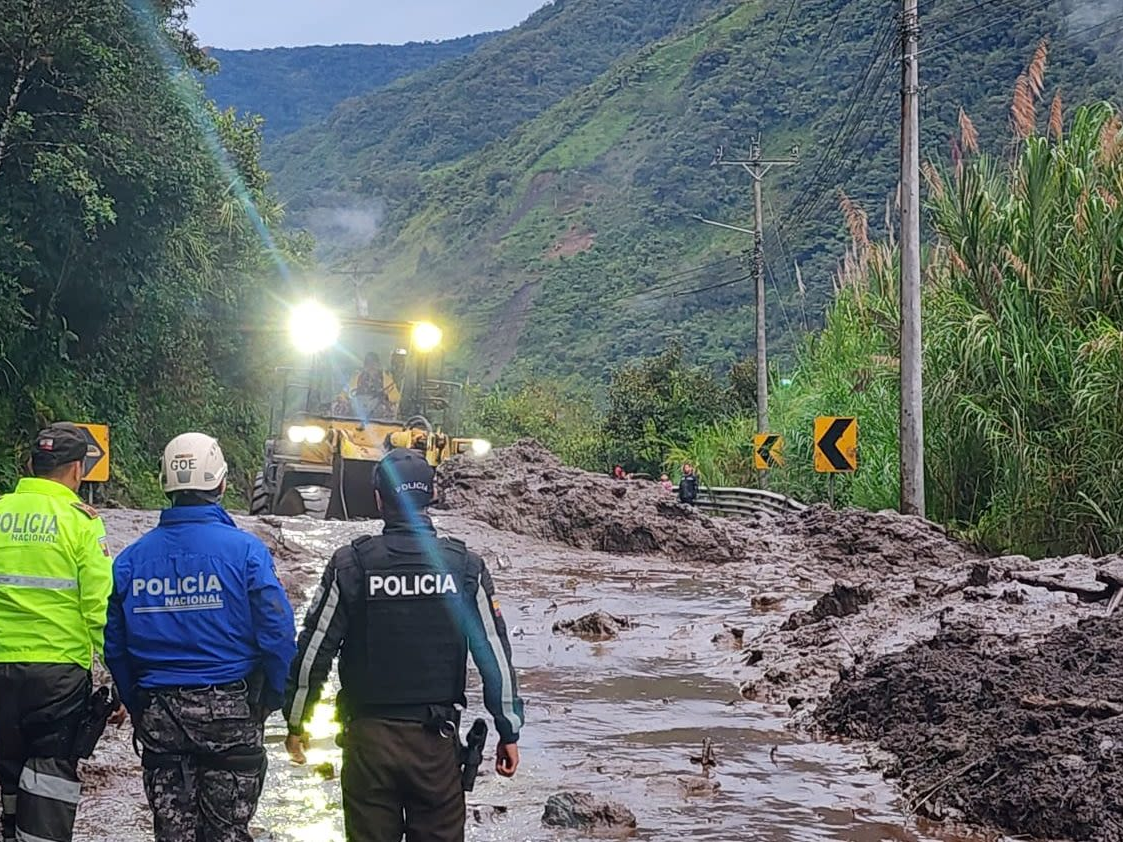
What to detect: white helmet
<box><xmin>161</xmin><ymin>433</ymin><xmax>228</xmax><ymax>494</ymax></box>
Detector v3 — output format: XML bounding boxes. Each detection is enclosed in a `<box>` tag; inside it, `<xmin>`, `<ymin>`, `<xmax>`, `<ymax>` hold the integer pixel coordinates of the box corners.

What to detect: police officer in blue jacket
<box><xmin>104</xmin><ymin>433</ymin><xmax>297</xmax><ymax>842</ymax></box>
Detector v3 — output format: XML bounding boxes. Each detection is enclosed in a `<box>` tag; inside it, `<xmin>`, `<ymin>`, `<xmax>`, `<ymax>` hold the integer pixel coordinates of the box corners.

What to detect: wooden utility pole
<box><xmin>711</xmin><ymin>136</ymin><xmax>798</xmax><ymax>441</ymax></box>
<box><xmin>899</xmin><ymin>0</ymin><xmax>925</xmax><ymax>516</ymax></box>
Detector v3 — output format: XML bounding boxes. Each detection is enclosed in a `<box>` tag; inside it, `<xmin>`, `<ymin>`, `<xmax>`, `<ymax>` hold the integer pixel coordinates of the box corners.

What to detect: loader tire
<box><xmin>296</xmin><ymin>485</ymin><xmax>329</xmax><ymax>520</ymax></box>
<box><xmin>249</xmin><ymin>472</ymin><xmax>270</xmax><ymax>515</ymax></box>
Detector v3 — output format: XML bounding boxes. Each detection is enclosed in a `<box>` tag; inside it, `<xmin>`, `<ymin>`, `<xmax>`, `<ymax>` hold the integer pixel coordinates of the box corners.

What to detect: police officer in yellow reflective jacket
<box><xmin>0</xmin><ymin>423</ymin><xmax>114</xmax><ymax>842</ymax></box>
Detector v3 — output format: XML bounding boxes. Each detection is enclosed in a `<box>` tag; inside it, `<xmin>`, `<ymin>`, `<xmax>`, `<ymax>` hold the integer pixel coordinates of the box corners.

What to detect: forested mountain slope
<box><xmin>267</xmin><ymin>0</ymin><xmax>733</xmax><ymax>233</ymax></box>
<box><xmin>0</xmin><ymin>0</ymin><xmax>299</xmax><ymax>497</ymax></box>
<box><xmin>204</xmin><ymin>35</ymin><xmax>495</xmax><ymax>139</ymax></box>
<box><xmin>292</xmin><ymin>0</ymin><xmax>1123</xmax><ymax>382</ymax></box>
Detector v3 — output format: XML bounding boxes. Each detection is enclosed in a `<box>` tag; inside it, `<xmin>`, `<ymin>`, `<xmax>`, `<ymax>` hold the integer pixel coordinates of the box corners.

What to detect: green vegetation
<box><xmin>268</xmin><ymin>0</ymin><xmax>1123</xmax><ymax>383</ymax></box>
<box><xmin>0</xmin><ymin>0</ymin><xmax>302</xmax><ymax>503</ymax></box>
<box><xmin>267</xmin><ymin>0</ymin><xmax>731</xmax><ymax>238</ymax></box>
<box><xmin>465</xmin><ymin>382</ymin><xmax>604</xmax><ymax>470</ymax></box>
<box><xmin>764</xmin><ymin>97</ymin><xmax>1123</xmax><ymax>557</ymax></box>
<box><xmin>204</xmin><ymin>36</ymin><xmax>495</xmax><ymax>139</ymax></box>
<box><xmin>476</xmin><ymin>85</ymin><xmax>1123</xmax><ymax>558</ymax></box>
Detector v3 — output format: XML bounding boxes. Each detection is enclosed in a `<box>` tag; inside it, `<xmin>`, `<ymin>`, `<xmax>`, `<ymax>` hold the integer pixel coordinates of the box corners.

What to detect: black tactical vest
<box><xmin>340</xmin><ymin>533</ymin><xmax>477</xmax><ymax>709</ymax></box>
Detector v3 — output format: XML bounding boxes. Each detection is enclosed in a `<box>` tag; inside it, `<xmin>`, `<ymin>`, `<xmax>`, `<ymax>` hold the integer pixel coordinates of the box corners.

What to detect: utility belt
<box><xmin>140</xmin><ymin>678</ymin><xmax>250</xmax><ymax>698</ymax></box>
<box><xmin>136</xmin><ymin>671</ymin><xmax>265</xmax><ymax>713</ymax></box>
<box><xmin>140</xmin><ymin>745</ymin><xmax>266</xmax><ymax>773</ymax></box>
<box><xmin>354</xmin><ymin>703</ymin><xmax>461</xmax><ymax>737</ymax></box>
<box><xmin>136</xmin><ymin>676</ymin><xmax>267</xmax><ymax>778</ymax></box>
<box><xmin>350</xmin><ymin>703</ymin><xmax>488</xmax><ymax>792</ymax></box>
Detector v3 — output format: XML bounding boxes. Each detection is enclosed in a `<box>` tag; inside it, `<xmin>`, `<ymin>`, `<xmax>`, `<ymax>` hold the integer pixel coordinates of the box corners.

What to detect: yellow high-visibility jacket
<box><xmin>0</xmin><ymin>477</ymin><xmax>113</xmax><ymax>668</ymax></box>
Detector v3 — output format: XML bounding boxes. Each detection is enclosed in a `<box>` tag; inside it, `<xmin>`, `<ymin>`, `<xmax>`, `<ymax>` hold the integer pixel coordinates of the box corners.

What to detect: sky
<box><xmin>188</xmin><ymin>0</ymin><xmax>550</xmax><ymax>49</ymax></box>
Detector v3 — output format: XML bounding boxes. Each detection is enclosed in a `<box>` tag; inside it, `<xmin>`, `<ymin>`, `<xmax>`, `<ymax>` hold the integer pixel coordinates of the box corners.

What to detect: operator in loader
<box><xmin>284</xmin><ymin>445</ymin><xmax>524</xmax><ymax>842</ymax></box>
<box><xmin>105</xmin><ymin>433</ymin><xmax>297</xmax><ymax>842</ymax></box>
<box><xmin>352</xmin><ymin>353</ymin><xmax>399</xmax><ymax>419</ymax></box>
<box><xmin>0</xmin><ymin>423</ymin><xmax>117</xmax><ymax>842</ymax></box>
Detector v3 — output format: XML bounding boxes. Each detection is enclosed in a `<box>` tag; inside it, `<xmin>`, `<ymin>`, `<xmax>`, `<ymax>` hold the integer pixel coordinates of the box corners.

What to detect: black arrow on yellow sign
<box><xmin>817</xmin><ymin>417</ymin><xmax>856</xmax><ymax>472</ymax></box>
<box><xmin>79</xmin><ymin>428</ymin><xmax>104</xmax><ymax>475</ymax></box>
<box><xmin>756</xmin><ymin>435</ymin><xmax>782</xmax><ymax>469</ymax></box>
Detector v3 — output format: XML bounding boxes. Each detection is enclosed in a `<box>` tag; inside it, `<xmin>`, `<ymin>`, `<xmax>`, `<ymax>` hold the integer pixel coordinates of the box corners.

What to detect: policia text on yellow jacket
<box><xmin>0</xmin><ymin>477</ymin><xmax>113</xmax><ymax>668</ymax></box>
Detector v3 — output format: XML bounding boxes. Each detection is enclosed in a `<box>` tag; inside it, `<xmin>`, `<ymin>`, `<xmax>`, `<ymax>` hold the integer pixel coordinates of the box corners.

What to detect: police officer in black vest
<box><xmin>283</xmin><ymin>447</ymin><xmax>524</xmax><ymax>842</ymax></box>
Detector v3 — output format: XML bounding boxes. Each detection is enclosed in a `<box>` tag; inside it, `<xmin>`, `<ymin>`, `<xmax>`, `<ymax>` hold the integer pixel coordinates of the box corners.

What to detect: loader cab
<box><xmin>251</xmin><ymin>305</ymin><xmax>476</xmax><ymax>519</ymax></box>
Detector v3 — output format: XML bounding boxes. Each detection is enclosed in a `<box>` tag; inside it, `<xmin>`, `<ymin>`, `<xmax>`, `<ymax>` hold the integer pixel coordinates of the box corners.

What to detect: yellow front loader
<box><xmin>250</xmin><ymin>304</ymin><xmax>490</xmax><ymax>520</ymax></box>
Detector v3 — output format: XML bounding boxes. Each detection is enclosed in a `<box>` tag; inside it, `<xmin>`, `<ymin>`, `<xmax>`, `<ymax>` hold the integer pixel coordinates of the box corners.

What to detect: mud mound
<box><xmin>436</xmin><ymin>440</ymin><xmax>773</xmax><ymax>564</ymax></box>
<box><xmin>779</xmin><ymin>505</ymin><xmax>977</xmax><ymax>574</ymax></box>
<box><xmin>780</xmin><ymin>582</ymin><xmax>873</xmax><ymax>630</ymax></box>
<box><xmin>553</xmin><ymin>611</ymin><xmax>634</xmax><ymax>640</ymax></box>
<box><xmin>818</xmin><ymin>617</ymin><xmax>1123</xmax><ymax>840</ymax></box>
<box><xmin>542</xmin><ymin>791</ymin><xmax>637</xmax><ymax>836</ymax></box>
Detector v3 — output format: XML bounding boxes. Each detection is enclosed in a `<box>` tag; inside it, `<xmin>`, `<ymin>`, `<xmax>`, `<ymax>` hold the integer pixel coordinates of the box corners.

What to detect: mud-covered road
<box><xmin>72</xmin><ymin>443</ymin><xmax>1121</xmax><ymax>841</ymax></box>
<box><xmin>79</xmin><ymin>509</ymin><xmax>944</xmax><ymax>842</ymax></box>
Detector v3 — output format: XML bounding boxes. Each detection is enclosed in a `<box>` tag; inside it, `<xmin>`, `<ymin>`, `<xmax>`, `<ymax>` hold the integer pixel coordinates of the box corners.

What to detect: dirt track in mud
<box><xmin>74</xmin><ymin>442</ymin><xmax>1122</xmax><ymax>841</ymax></box>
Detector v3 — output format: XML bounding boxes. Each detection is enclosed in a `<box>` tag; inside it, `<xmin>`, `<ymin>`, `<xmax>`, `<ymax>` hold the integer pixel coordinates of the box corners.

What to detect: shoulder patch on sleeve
<box><xmin>71</xmin><ymin>501</ymin><xmax>100</xmax><ymax>520</ymax></box>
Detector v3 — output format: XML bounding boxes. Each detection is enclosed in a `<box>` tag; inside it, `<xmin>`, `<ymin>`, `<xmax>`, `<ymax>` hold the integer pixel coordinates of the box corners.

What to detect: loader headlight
<box><xmin>287</xmin><ymin>425</ymin><xmax>327</xmax><ymax>445</ymax></box>
<box><xmin>470</xmin><ymin>439</ymin><xmax>492</xmax><ymax>457</ymax></box>
<box><xmin>411</xmin><ymin>321</ymin><xmax>443</xmax><ymax>354</ymax></box>
<box><xmin>289</xmin><ymin>300</ymin><xmax>341</xmax><ymax>354</ymax></box>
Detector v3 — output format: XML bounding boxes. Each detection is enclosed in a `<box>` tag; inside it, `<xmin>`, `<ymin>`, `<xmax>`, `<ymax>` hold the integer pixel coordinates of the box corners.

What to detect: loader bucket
<box><xmin>326</xmin><ymin>451</ymin><xmax>380</xmax><ymax>520</ymax></box>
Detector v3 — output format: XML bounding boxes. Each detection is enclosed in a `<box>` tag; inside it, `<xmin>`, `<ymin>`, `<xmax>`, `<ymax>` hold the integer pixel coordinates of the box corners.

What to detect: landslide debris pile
<box><xmin>818</xmin><ymin>617</ymin><xmax>1123</xmax><ymax>841</ymax></box>
<box><xmin>777</xmin><ymin>505</ymin><xmax>978</xmax><ymax>574</ymax></box>
<box><xmin>436</xmin><ymin>440</ymin><xmax>772</xmax><ymax>563</ymax></box>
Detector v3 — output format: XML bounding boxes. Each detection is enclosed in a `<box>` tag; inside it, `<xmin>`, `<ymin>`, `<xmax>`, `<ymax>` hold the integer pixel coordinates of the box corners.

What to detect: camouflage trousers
<box><xmin>136</xmin><ymin>683</ymin><xmax>266</xmax><ymax>842</ymax></box>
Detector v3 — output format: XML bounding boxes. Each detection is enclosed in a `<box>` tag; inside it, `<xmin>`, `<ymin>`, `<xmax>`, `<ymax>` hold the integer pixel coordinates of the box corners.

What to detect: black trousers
<box><xmin>0</xmin><ymin>663</ymin><xmax>89</xmax><ymax>842</ymax></box>
<box><xmin>341</xmin><ymin>718</ymin><xmax>464</xmax><ymax>842</ymax></box>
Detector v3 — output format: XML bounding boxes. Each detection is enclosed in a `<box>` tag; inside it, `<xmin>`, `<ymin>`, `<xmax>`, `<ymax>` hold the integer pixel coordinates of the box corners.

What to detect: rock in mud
<box><xmin>778</xmin><ymin>505</ymin><xmax>977</xmax><ymax>574</ymax></box>
<box><xmin>751</xmin><ymin>592</ymin><xmax>785</xmax><ymax>611</ymax></box>
<box><xmin>780</xmin><ymin>582</ymin><xmax>873</xmax><ymax>630</ymax></box>
<box><xmin>711</xmin><ymin>624</ymin><xmax>745</xmax><ymax>649</ymax></box>
<box><xmin>436</xmin><ymin>440</ymin><xmax>769</xmax><ymax>564</ymax></box>
<box><xmin>676</xmin><ymin>775</ymin><xmax>721</xmax><ymax>797</ymax></box>
<box><xmin>553</xmin><ymin>611</ymin><xmax>634</xmax><ymax>640</ymax></box>
<box><xmin>467</xmin><ymin>803</ymin><xmax>508</xmax><ymax>824</ymax></box>
<box><xmin>817</xmin><ymin>615</ymin><xmax>1123</xmax><ymax>841</ymax></box>
<box><xmin>542</xmin><ymin>792</ymin><xmax>637</xmax><ymax>836</ymax></box>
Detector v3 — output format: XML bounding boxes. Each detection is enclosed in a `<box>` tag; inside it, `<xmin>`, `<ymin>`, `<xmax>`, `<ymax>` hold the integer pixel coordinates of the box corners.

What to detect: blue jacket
<box><xmin>105</xmin><ymin>504</ymin><xmax>297</xmax><ymax>712</ymax></box>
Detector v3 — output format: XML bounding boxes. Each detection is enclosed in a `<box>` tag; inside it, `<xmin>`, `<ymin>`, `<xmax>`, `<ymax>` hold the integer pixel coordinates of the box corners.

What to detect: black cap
<box><xmin>373</xmin><ymin>448</ymin><xmax>435</xmax><ymax>516</ymax></box>
<box><xmin>32</xmin><ymin>423</ymin><xmax>89</xmax><ymax>473</ymax></box>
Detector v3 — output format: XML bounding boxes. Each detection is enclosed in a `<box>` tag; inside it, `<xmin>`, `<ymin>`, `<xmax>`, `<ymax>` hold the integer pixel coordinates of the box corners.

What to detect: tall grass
<box><xmin>757</xmin><ymin>95</ymin><xmax>1123</xmax><ymax>555</ymax></box>
<box><xmin>668</xmin><ymin>81</ymin><xmax>1123</xmax><ymax>557</ymax></box>
<box><xmin>922</xmin><ymin>101</ymin><xmax>1123</xmax><ymax>554</ymax></box>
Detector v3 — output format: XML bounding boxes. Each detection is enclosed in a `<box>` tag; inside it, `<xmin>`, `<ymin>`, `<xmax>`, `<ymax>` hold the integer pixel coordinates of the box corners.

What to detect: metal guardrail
<box><xmin>696</xmin><ymin>487</ymin><xmax>808</xmax><ymax>518</ymax></box>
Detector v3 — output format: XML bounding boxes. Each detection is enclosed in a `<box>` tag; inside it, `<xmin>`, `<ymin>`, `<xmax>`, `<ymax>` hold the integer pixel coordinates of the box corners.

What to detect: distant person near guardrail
<box><xmin>678</xmin><ymin>464</ymin><xmax>699</xmax><ymax>505</ymax></box>
<box><xmin>659</xmin><ymin>473</ymin><xmax>674</xmax><ymax>493</ymax></box>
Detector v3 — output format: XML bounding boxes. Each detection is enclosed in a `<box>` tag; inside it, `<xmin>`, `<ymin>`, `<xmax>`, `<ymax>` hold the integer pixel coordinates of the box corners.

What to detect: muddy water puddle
<box><xmin>85</xmin><ymin>512</ymin><xmax>973</xmax><ymax>841</ymax></box>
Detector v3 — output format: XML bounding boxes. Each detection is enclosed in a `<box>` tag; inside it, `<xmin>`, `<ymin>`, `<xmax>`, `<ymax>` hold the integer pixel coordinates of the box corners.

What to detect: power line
<box><xmin>637</xmin><ymin>254</ymin><xmax>747</xmax><ymax>294</ymax></box>
<box><xmin>784</xmin><ymin>43</ymin><xmax>897</xmax><ymax>232</ymax></box>
<box><xmin>765</xmin><ymin>259</ymin><xmax>794</xmax><ymax>336</ymax></box>
<box><xmin>782</xmin><ymin>19</ymin><xmax>898</xmax><ymax>230</ymax></box>
<box><xmin>920</xmin><ymin>0</ymin><xmax>1055</xmax><ymax>54</ymax></box>
<box><xmin>663</xmin><ymin>273</ymin><xmax>754</xmax><ymax>300</ymax></box>
<box><xmin>760</xmin><ymin>0</ymin><xmax>801</xmax><ymax>89</ymax></box>
<box><xmin>924</xmin><ymin>0</ymin><xmax>1018</xmax><ymax>28</ymax></box>
<box><xmin>1064</xmin><ymin>10</ymin><xmax>1123</xmax><ymax>42</ymax></box>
